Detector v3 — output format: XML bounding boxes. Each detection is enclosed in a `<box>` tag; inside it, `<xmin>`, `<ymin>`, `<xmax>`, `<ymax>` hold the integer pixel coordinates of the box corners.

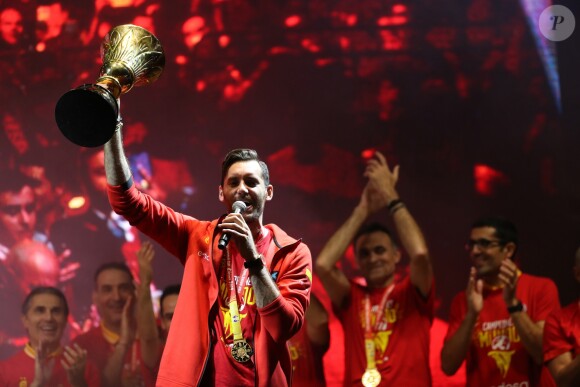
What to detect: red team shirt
<box><xmin>72</xmin><ymin>325</ymin><xmax>156</xmax><ymax>386</ymax></box>
<box><xmin>543</xmin><ymin>300</ymin><xmax>580</xmax><ymax>366</ymax></box>
<box><xmin>336</xmin><ymin>276</ymin><xmax>435</xmax><ymax>386</ymax></box>
<box><xmin>445</xmin><ymin>273</ymin><xmax>559</xmax><ymax>387</ymax></box>
<box><xmin>208</xmin><ymin>232</ymin><xmax>272</xmax><ymax>386</ymax></box>
<box><xmin>0</xmin><ymin>344</ymin><xmax>100</xmax><ymax>387</ymax></box>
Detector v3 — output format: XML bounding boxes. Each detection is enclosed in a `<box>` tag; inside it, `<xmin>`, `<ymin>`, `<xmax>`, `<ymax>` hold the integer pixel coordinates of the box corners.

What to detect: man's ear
<box><xmin>394</xmin><ymin>249</ymin><xmax>402</xmax><ymax>264</ymax></box>
<box><xmin>504</xmin><ymin>242</ymin><xmax>516</xmax><ymax>259</ymax></box>
<box><xmin>218</xmin><ymin>185</ymin><xmax>224</xmax><ymax>202</ymax></box>
<box><xmin>266</xmin><ymin>185</ymin><xmax>273</xmax><ymax>201</ymax></box>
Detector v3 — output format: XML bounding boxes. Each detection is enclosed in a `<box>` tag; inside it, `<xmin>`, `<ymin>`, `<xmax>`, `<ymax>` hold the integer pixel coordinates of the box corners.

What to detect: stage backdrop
<box><xmin>1</xmin><ymin>0</ymin><xmax>579</xmax><ymax>385</ymax></box>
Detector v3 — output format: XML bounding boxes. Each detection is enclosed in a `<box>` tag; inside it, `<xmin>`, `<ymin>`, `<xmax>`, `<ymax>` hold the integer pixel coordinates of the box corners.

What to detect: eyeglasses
<box><xmin>464</xmin><ymin>238</ymin><xmax>503</xmax><ymax>251</ymax></box>
<box><xmin>0</xmin><ymin>203</ymin><xmax>36</xmax><ymax>216</ymax></box>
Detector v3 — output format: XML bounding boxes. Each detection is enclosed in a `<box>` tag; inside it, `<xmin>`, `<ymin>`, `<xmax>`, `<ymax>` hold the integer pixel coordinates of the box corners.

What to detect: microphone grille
<box><xmin>232</xmin><ymin>201</ymin><xmax>247</xmax><ymax>212</ymax></box>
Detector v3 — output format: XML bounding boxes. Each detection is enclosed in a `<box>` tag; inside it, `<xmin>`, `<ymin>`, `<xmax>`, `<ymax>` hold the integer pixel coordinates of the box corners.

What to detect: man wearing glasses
<box><xmin>441</xmin><ymin>216</ymin><xmax>560</xmax><ymax>386</ymax></box>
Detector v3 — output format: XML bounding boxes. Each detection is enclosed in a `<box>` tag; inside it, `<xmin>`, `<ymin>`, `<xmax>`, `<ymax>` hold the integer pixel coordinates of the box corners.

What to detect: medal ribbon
<box><xmin>226</xmin><ymin>249</ymin><xmax>250</xmax><ymax>342</ymax></box>
<box><xmin>363</xmin><ymin>283</ymin><xmax>395</xmax><ymax>369</ymax></box>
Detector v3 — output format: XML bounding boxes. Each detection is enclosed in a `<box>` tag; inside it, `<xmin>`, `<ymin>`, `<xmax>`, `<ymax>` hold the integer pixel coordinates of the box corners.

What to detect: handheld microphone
<box><xmin>218</xmin><ymin>201</ymin><xmax>247</xmax><ymax>250</ymax></box>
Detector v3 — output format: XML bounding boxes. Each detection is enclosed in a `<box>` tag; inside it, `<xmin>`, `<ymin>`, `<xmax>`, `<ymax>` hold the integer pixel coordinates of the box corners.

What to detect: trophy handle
<box><xmin>54</xmin><ymin>84</ymin><xmax>118</xmax><ymax>148</ymax></box>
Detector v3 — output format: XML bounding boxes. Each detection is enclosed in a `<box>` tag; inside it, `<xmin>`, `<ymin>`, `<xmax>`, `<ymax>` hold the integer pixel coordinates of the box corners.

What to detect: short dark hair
<box><xmin>0</xmin><ymin>168</ymin><xmax>40</xmax><ymax>194</ymax></box>
<box><xmin>160</xmin><ymin>284</ymin><xmax>181</xmax><ymax>314</ymax></box>
<box><xmin>221</xmin><ymin>149</ymin><xmax>270</xmax><ymax>185</ymax></box>
<box><xmin>94</xmin><ymin>262</ymin><xmax>133</xmax><ymax>287</ymax></box>
<box><xmin>353</xmin><ymin>222</ymin><xmax>397</xmax><ymax>250</ymax></box>
<box><xmin>22</xmin><ymin>286</ymin><xmax>69</xmax><ymax>317</ymax></box>
<box><xmin>471</xmin><ymin>216</ymin><xmax>518</xmax><ymax>255</ymax></box>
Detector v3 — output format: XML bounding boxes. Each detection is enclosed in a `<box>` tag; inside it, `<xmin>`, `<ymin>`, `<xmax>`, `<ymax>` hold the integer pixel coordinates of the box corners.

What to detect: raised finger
<box><xmin>73</xmin><ymin>344</ymin><xmax>87</xmax><ymax>361</ymax></box>
<box><xmin>497</xmin><ymin>272</ymin><xmax>513</xmax><ymax>287</ymax></box>
<box><xmin>61</xmin><ymin>358</ymin><xmax>70</xmax><ymax>371</ymax></box>
<box><xmin>63</xmin><ymin>347</ymin><xmax>76</xmax><ymax>365</ymax></box>
<box><xmin>393</xmin><ymin>165</ymin><xmax>400</xmax><ymax>182</ymax></box>
<box><xmin>499</xmin><ymin>264</ymin><xmax>516</xmax><ymax>279</ymax></box>
<box><xmin>467</xmin><ymin>267</ymin><xmax>476</xmax><ymax>290</ymax></box>
<box><xmin>374</xmin><ymin>151</ymin><xmax>387</xmax><ymax>165</ymax></box>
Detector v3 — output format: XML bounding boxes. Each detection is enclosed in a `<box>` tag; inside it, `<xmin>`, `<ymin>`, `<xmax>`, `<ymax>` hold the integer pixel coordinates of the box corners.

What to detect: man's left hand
<box><xmin>499</xmin><ymin>259</ymin><xmax>520</xmax><ymax>306</ymax></box>
<box><xmin>62</xmin><ymin>344</ymin><xmax>88</xmax><ymax>387</ymax></box>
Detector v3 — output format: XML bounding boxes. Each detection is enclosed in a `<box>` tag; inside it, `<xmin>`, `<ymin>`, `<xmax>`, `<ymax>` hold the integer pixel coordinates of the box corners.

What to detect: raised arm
<box><xmin>441</xmin><ymin>267</ymin><xmax>482</xmax><ymax>375</ymax></box>
<box><xmin>104</xmin><ymin>121</ymin><xmax>132</xmax><ymax>186</ymax></box>
<box><xmin>365</xmin><ymin>151</ymin><xmax>432</xmax><ymax>296</ymax></box>
<box><xmin>315</xmin><ymin>199</ymin><xmax>367</xmax><ymax>309</ymax></box>
<box><xmin>136</xmin><ymin>241</ymin><xmax>163</xmax><ymax>369</ymax></box>
<box><xmin>315</xmin><ymin>157</ymin><xmax>389</xmax><ymax>308</ymax></box>
<box><xmin>500</xmin><ymin>259</ymin><xmax>557</xmax><ymax>365</ymax></box>
<box><xmin>102</xmin><ymin>295</ymin><xmax>136</xmax><ymax>386</ymax></box>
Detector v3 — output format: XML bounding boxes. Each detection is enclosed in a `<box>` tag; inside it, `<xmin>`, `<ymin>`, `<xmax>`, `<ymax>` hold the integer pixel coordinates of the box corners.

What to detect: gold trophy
<box><xmin>55</xmin><ymin>24</ymin><xmax>165</xmax><ymax>147</ymax></box>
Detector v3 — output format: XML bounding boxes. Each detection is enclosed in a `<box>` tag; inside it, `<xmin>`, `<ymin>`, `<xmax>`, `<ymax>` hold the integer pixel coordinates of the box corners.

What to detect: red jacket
<box><xmin>108</xmin><ymin>182</ymin><xmax>312</xmax><ymax>386</ymax></box>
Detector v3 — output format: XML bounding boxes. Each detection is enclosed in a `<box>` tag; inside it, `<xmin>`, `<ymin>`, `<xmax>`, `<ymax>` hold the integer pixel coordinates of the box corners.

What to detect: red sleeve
<box><xmin>259</xmin><ymin>242</ymin><xmax>312</xmax><ymax>343</ymax></box>
<box><xmin>543</xmin><ymin>308</ymin><xmax>570</xmax><ymax>363</ymax></box>
<box><xmin>107</xmin><ymin>182</ymin><xmax>201</xmax><ymax>263</ymax></box>
<box><xmin>444</xmin><ymin>292</ymin><xmax>466</xmax><ymax>342</ymax></box>
<box><xmin>410</xmin><ymin>276</ymin><xmax>436</xmax><ymax>320</ymax></box>
<box><xmin>529</xmin><ymin>277</ymin><xmax>560</xmax><ymax>322</ymax></box>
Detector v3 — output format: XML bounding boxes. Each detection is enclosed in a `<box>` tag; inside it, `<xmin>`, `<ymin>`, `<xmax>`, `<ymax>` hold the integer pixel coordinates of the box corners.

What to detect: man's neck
<box><xmin>482</xmin><ymin>274</ymin><xmax>503</xmax><ymax>288</ymax></box>
<box><xmin>248</xmin><ymin>220</ymin><xmax>266</xmax><ymax>242</ymax></box>
<box><xmin>29</xmin><ymin>341</ymin><xmax>61</xmax><ymax>356</ymax></box>
<box><xmin>367</xmin><ymin>275</ymin><xmax>395</xmax><ymax>289</ymax></box>
<box><xmin>102</xmin><ymin>321</ymin><xmax>121</xmax><ymax>335</ymax></box>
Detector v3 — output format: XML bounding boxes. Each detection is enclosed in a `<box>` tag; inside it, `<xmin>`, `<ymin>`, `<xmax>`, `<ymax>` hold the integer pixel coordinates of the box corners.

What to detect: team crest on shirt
<box><xmin>478</xmin><ymin>319</ymin><xmax>521</xmax><ymax>377</ymax></box>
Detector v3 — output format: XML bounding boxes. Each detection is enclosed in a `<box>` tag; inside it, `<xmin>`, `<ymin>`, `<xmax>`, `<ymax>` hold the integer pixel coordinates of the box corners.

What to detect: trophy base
<box><xmin>55</xmin><ymin>84</ymin><xmax>118</xmax><ymax>148</ymax></box>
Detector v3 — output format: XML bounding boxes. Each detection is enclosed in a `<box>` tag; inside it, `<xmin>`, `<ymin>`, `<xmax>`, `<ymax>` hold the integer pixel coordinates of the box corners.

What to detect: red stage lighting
<box><xmin>285</xmin><ymin>15</ymin><xmax>301</xmax><ymax>28</ymax></box>
<box><xmin>473</xmin><ymin>164</ymin><xmax>509</xmax><ymax>196</ymax></box>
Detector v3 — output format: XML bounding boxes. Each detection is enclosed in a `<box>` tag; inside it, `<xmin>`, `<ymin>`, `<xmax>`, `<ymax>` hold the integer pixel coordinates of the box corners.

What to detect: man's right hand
<box><xmin>357</xmin><ymin>151</ymin><xmax>399</xmax><ymax>216</ymax></box>
<box><xmin>31</xmin><ymin>340</ymin><xmax>55</xmax><ymax>387</ymax></box>
<box><xmin>137</xmin><ymin>241</ymin><xmax>155</xmax><ymax>287</ymax></box>
<box><xmin>466</xmin><ymin>267</ymin><xmax>483</xmax><ymax>316</ymax></box>
<box><xmin>120</xmin><ymin>294</ymin><xmax>137</xmax><ymax>346</ymax></box>
<box><xmin>62</xmin><ymin>344</ymin><xmax>88</xmax><ymax>387</ymax></box>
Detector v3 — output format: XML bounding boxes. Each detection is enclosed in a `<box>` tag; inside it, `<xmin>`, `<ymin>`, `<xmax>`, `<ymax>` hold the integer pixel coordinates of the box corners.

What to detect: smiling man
<box><xmin>0</xmin><ymin>287</ymin><xmax>99</xmax><ymax>386</ymax></box>
<box><xmin>104</xmin><ymin>119</ymin><xmax>312</xmax><ymax>387</ymax></box>
<box><xmin>441</xmin><ymin>216</ymin><xmax>560</xmax><ymax>386</ymax></box>
<box><xmin>72</xmin><ymin>262</ymin><xmax>156</xmax><ymax>386</ymax></box>
<box><xmin>315</xmin><ymin>151</ymin><xmax>434</xmax><ymax>386</ymax></box>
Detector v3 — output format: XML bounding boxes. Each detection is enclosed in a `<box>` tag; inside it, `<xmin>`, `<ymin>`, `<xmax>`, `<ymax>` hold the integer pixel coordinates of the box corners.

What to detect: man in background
<box><xmin>316</xmin><ymin>151</ymin><xmax>434</xmax><ymax>386</ymax></box>
<box><xmin>441</xmin><ymin>216</ymin><xmax>559</xmax><ymax>386</ymax></box>
<box><xmin>543</xmin><ymin>246</ymin><xmax>580</xmax><ymax>386</ymax></box>
<box><xmin>0</xmin><ymin>286</ymin><xmax>99</xmax><ymax>386</ymax></box>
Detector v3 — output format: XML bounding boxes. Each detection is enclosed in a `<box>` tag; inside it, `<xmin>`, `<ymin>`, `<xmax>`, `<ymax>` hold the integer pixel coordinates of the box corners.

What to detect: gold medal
<box><xmin>231</xmin><ymin>339</ymin><xmax>253</xmax><ymax>362</ymax></box>
<box><xmin>361</xmin><ymin>368</ymin><xmax>381</xmax><ymax>387</ymax></box>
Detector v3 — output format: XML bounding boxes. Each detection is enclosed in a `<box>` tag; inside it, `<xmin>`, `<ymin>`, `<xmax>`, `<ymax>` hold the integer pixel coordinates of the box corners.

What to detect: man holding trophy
<box><xmin>55</xmin><ymin>24</ymin><xmax>313</xmax><ymax>386</ymax></box>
